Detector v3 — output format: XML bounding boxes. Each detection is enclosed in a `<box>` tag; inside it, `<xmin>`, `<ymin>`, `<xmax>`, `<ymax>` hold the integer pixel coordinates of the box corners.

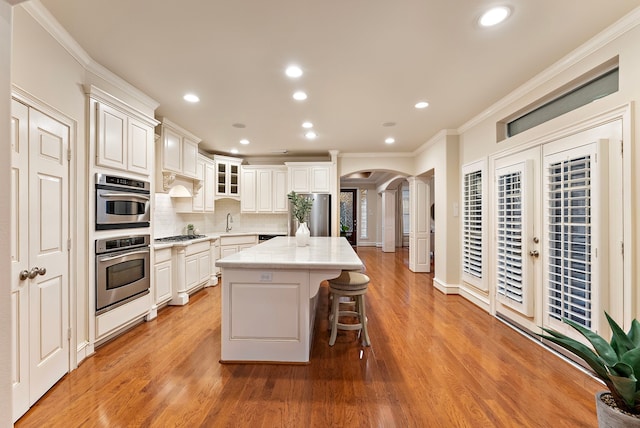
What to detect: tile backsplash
<box><xmin>154</xmin><ymin>194</ymin><xmax>288</xmax><ymax>238</ymax></box>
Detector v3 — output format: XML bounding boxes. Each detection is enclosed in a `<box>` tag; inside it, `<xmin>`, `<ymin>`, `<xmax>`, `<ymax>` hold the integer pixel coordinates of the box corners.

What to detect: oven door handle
<box><xmin>99</xmin><ymin>192</ymin><xmax>150</xmax><ymax>201</ymax></box>
<box><xmin>98</xmin><ymin>249</ymin><xmax>149</xmax><ymax>262</ymax></box>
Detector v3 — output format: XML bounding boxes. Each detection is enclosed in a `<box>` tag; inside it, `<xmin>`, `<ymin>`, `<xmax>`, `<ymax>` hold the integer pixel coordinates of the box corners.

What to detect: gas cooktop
<box><xmin>154</xmin><ymin>235</ymin><xmax>207</xmax><ymax>243</ymax></box>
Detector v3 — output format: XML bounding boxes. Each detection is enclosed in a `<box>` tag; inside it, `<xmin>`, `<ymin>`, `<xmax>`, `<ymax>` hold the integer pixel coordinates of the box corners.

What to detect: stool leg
<box><xmin>359</xmin><ymin>294</ymin><xmax>371</xmax><ymax>346</ymax></box>
<box><xmin>329</xmin><ymin>291</ymin><xmax>340</xmax><ymax>346</ymax></box>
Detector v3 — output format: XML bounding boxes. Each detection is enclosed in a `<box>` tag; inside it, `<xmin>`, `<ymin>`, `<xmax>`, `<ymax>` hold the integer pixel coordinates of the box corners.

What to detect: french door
<box><xmin>494</xmin><ymin>147</ymin><xmax>540</xmax><ymax>321</ymax></box>
<box><xmin>11</xmin><ymin>99</ymin><xmax>70</xmax><ymax>421</ymax></box>
<box><xmin>493</xmin><ymin>120</ymin><xmax>622</xmax><ymax>337</ymax></box>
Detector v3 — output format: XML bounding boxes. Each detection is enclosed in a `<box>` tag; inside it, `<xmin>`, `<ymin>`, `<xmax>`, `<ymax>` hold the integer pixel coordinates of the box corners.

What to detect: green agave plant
<box><xmin>539</xmin><ymin>312</ymin><xmax>640</xmax><ymax>415</ymax></box>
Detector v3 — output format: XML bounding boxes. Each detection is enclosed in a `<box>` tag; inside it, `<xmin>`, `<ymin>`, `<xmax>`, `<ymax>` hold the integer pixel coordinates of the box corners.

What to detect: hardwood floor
<box><xmin>16</xmin><ymin>247</ymin><xmax>601</xmax><ymax>427</ymax></box>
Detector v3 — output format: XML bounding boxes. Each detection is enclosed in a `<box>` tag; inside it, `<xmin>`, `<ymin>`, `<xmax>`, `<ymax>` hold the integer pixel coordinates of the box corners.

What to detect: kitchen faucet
<box><xmin>226</xmin><ymin>212</ymin><xmax>233</xmax><ymax>232</ymax></box>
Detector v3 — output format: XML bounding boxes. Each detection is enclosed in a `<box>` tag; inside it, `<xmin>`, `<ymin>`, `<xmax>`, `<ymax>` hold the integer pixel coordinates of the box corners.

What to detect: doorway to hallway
<box><xmin>339</xmin><ymin>189</ymin><xmax>357</xmax><ymax>246</ymax></box>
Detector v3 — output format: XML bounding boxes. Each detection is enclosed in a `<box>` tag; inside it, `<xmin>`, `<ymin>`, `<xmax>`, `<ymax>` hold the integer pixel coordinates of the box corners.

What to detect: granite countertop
<box><xmin>152</xmin><ymin>231</ymin><xmax>269</xmax><ymax>249</ymax></box>
<box><xmin>216</xmin><ymin>236</ymin><xmax>363</xmax><ymax>270</ymax></box>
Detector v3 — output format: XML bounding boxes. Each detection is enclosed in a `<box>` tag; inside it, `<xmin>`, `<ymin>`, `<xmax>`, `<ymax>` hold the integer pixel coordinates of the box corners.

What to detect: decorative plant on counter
<box><xmin>287</xmin><ymin>191</ymin><xmax>313</xmax><ymax>224</ymax></box>
<box><xmin>538</xmin><ymin>312</ymin><xmax>640</xmax><ymax>418</ymax></box>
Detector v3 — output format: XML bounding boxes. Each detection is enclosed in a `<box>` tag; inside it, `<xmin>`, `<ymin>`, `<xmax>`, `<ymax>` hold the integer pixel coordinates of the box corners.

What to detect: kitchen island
<box><xmin>216</xmin><ymin>236</ymin><xmax>363</xmax><ymax>363</ymax></box>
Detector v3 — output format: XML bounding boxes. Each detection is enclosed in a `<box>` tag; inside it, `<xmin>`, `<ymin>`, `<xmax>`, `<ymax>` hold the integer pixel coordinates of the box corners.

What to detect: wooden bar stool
<box><xmin>328</xmin><ymin>271</ymin><xmax>371</xmax><ymax>347</ymax></box>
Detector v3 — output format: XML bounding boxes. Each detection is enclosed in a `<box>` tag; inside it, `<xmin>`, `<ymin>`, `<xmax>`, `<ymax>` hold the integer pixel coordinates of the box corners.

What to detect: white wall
<box><xmin>11</xmin><ymin>5</ymin><xmax>89</xmax><ymax>363</ymax></box>
<box><xmin>457</xmin><ymin>15</ymin><xmax>640</xmax><ymax>321</ymax></box>
<box><xmin>1</xmin><ymin>3</ymin><xmax>13</xmax><ymax>426</ymax></box>
<box><xmin>414</xmin><ymin>131</ymin><xmax>460</xmax><ymax>292</ymax></box>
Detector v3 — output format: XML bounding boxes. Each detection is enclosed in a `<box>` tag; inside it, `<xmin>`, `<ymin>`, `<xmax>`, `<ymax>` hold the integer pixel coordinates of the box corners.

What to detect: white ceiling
<box><xmin>38</xmin><ymin>0</ymin><xmax>640</xmax><ymax>158</ymax></box>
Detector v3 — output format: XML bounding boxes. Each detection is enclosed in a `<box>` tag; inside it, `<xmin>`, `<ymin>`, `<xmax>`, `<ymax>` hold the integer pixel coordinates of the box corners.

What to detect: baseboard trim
<box><xmin>458</xmin><ymin>286</ymin><xmax>490</xmax><ymax>313</ymax></box>
<box><xmin>433</xmin><ymin>277</ymin><xmax>460</xmax><ymax>295</ymax></box>
<box><xmin>76</xmin><ymin>341</ymin><xmax>94</xmax><ymax>366</ymax></box>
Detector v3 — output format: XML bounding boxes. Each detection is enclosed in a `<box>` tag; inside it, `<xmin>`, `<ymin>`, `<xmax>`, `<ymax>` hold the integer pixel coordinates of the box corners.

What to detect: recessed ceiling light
<box><xmin>415</xmin><ymin>101</ymin><xmax>429</xmax><ymax>109</ymax></box>
<box><xmin>285</xmin><ymin>65</ymin><xmax>303</xmax><ymax>78</ymax></box>
<box><xmin>302</xmin><ymin>121</ymin><xmax>313</xmax><ymax>128</ymax></box>
<box><xmin>230</xmin><ymin>148</ymin><xmax>239</xmax><ymax>154</ymax></box>
<box><xmin>293</xmin><ymin>91</ymin><xmax>308</xmax><ymax>101</ymax></box>
<box><xmin>385</xmin><ymin>137</ymin><xmax>395</xmax><ymax>144</ymax></box>
<box><xmin>305</xmin><ymin>131</ymin><xmax>317</xmax><ymax>139</ymax></box>
<box><xmin>240</xmin><ymin>139</ymin><xmax>250</xmax><ymax>145</ymax></box>
<box><xmin>183</xmin><ymin>93</ymin><xmax>200</xmax><ymax>103</ymax></box>
<box><xmin>479</xmin><ymin>6</ymin><xmax>510</xmax><ymax>27</ymax></box>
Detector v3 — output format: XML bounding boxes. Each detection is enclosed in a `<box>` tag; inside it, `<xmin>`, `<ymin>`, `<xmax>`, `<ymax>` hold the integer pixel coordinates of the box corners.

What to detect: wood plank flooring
<box><xmin>16</xmin><ymin>247</ymin><xmax>602</xmax><ymax>427</ymax></box>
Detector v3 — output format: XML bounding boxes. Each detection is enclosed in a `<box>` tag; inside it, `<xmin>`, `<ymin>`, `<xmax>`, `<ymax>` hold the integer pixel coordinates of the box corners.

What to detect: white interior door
<box><xmin>11</xmin><ymin>99</ymin><xmax>30</xmax><ymax>420</ymax></box>
<box><xmin>11</xmin><ymin>100</ymin><xmax>70</xmax><ymax>422</ymax></box>
<box><xmin>409</xmin><ymin>177</ymin><xmax>431</xmax><ymax>272</ymax></box>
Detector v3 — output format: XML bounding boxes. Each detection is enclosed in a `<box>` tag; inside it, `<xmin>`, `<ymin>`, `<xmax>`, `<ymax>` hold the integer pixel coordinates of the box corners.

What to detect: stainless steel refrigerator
<box><xmin>288</xmin><ymin>193</ymin><xmax>331</xmax><ymax>237</ymax></box>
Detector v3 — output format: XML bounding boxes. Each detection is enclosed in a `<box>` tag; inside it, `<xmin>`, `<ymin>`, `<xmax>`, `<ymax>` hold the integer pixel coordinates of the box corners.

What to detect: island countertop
<box><xmin>216</xmin><ymin>236</ymin><xmax>363</xmax><ymax>271</ymax></box>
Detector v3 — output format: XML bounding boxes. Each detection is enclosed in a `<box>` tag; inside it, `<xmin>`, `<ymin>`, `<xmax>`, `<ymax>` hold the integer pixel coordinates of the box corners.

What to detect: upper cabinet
<box><xmin>155</xmin><ymin>118</ymin><xmax>202</xmax><ymax>192</ymax></box>
<box><xmin>241</xmin><ymin>166</ymin><xmax>288</xmax><ymax>213</ymax></box>
<box><xmin>89</xmin><ymin>87</ymin><xmax>158</xmax><ymax>177</ymax></box>
<box><xmin>190</xmin><ymin>155</ymin><xmax>215</xmax><ymax>213</ymax></box>
<box><xmin>214</xmin><ymin>155</ymin><xmax>242</xmax><ymax>199</ymax></box>
<box><xmin>286</xmin><ymin>163</ymin><xmax>332</xmax><ymax>193</ymax></box>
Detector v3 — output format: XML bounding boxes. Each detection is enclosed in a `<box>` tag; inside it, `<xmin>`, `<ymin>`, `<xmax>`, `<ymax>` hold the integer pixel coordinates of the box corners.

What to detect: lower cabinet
<box><xmin>185</xmin><ymin>249</ymin><xmax>211</xmax><ymax>293</ymax></box>
<box><xmin>219</xmin><ymin>234</ymin><xmax>258</xmax><ymax>259</ymax></box>
<box><xmin>171</xmin><ymin>240</ymin><xmax>213</xmax><ymax>306</ymax></box>
<box><xmin>154</xmin><ymin>247</ymin><xmax>173</xmax><ymax>306</ymax></box>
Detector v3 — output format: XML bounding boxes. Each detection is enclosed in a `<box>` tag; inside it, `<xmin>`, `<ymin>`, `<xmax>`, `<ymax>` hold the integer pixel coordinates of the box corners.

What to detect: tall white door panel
<box><xmin>409</xmin><ymin>177</ymin><xmax>431</xmax><ymax>272</ymax></box>
<box><xmin>493</xmin><ymin>147</ymin><xmax>540</xmax><ymax>323</ymax></box>
<box><xmin>11</xmin><ymin>100</ymin><xmax>30</xmax><ymax>420</ymax></box>
<box><xmin>541</xmin><ymin>120</ymin><xmax>622</xmax><ymax>339</ymax></box>
<box><xmin>11</xmin><ymin>100</ymin><xmax>70</xmax><ymax>422</ymax></box>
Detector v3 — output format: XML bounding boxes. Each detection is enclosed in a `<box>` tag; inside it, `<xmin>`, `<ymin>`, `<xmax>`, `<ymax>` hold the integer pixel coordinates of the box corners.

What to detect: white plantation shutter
<box><xmin>495</xmin><ymin>161</ymin><xmax>534</xmax><ymax>316</ymax></box>
<box><xmin>544</xmin><ymin>141</ymin><xmax>603</xmax><ymax>333</ymax></box>
<box><xmin>462</xmin><ymin>168</ymin><xmax>483</xmax><ymax>285</ymax></box>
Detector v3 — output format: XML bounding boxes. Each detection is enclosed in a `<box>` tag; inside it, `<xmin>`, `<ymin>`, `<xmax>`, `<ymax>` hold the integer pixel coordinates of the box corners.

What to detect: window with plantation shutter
<box><xmin>495</xmin><ymin>160</ymin><xmax>534</xmax><ymax>316</ymax></box>
<box><xmin>360</xmin><ymin>189</ymin><xmax>368</xmax><ymax>239</ymax></box>
<box><xmin>544</xmin><ymin>145</ymin><xmax>598</xmax><ymax>331</ymax></box>
<box><xmin>462</xmin><ymin>163</ymin><xmax>484</xmax><ymax>288</ymax></box>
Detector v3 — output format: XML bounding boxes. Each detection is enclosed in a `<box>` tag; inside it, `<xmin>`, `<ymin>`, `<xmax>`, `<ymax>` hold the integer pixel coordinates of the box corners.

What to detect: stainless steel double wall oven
<box><xmin>95</xmin><ymin>173</ymin><xmax>151</xmax><ymax>314</ymax></box>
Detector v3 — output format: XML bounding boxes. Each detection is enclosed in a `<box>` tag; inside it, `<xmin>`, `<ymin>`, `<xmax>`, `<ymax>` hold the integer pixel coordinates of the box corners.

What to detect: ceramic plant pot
<box><xmin>295</xmin><ymin>222</ymin><xmax>310</xmax><ymax>246</ymax></box>
<box><xmin>595</xmin><ymin>391</ymin><xmax>640</xmax><ymax>428</ymax></box>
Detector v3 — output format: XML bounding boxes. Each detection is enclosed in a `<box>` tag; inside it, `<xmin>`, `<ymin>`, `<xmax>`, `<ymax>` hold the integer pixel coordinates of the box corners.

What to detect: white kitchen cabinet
<box><xmin>191</xmin><ymin>155</ymin><xmax>215</xmax><ymax>213</ymax></box>
<box><xmin>240</xmin><ymin>166</ymin><xmax>287</xmax><ymax>213</ymax></box>
<box><xmin>154</xmin><ymin>248</ymin><xmax>173</xmax><ymax>305</ymax></box>
<box><xmin>171</xmin><ymin>240</ymin><xmax>213</xmax><ymax>305</ymax></box>
<box><xmin>214</xmin><ymin>154</ymin><xmax>241</xmax><ymax>198</ymax></box>
<box><xmin>273</xmin><ymin>168</ymin><xmax>288</xmax><ymax>212</ymax></box>
<box><xmin>93</xmin><ymin>94</ymin><xmax>156</xmax><ymax>176</ymax></box>
<box><xmin>212</xmin><ymin>238</ymin><xmax>221</xmax><ymax>277</ymax></box>
<box><xmin>204</xmin><ymin>160</ymin><xmax>215</xmax><ymax>211</ymax></box>
<box><xmin>156</xmin><ymin>118</ymin><xmax>202</xmax><ymax>192</ymax></box>
<box><xmin>240</xmin><ymin>167</ymin><xmax>256</xmax><ymax>212</ymax></box>
<box><xmin>219</xmin><ymin>234</ymin><xmax>258</xmax><ymax>259</ymax></box>
<box><xmin>286</xmin><ymin>163</ymin><xmax>332</xmax><ymax>193</ymax></box>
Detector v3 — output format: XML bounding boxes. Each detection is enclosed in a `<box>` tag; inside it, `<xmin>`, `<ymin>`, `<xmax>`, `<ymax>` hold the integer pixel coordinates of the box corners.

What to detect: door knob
<box><xmin>28</xmin><ymin>266</ymin><xmax>46</xmax><ymax>279</ymax></box>
<box><xmin>19</xmin><ymin>270</ymin><xmax>30</xmax><ymax>281</ymax></box>
<box><xmin>529</xmin><ymin>250</ymin><xmax>539</xmax><ymax>258</ymax></box>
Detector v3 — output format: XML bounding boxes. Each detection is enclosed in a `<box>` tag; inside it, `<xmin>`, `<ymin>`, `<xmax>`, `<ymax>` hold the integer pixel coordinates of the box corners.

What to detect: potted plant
<box><xmin>539</xmin><ymin>312</ymin><xmax>640</xmax><ymax>427</ymax></box>
<box><xmin>287</xmin><ymin>191</ymin><xmax>313</xmax><ymax>246</ymax></box>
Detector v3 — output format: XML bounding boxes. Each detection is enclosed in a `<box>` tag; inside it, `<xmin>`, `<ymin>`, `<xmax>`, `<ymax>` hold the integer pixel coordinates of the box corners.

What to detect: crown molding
<box><xmin>21</xmin><ymin>1</ymin><xmax>159</xmax><ymax>111</ymax></box>
<box><xmin>457</xmin><ymin>6</ymin><xmax>640</xmax><ymax>135</ymax></box>
<box><xmin>338</xmin><ymin>151</ymin><xmax>414</xmax><ymax>158</ymax></box>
